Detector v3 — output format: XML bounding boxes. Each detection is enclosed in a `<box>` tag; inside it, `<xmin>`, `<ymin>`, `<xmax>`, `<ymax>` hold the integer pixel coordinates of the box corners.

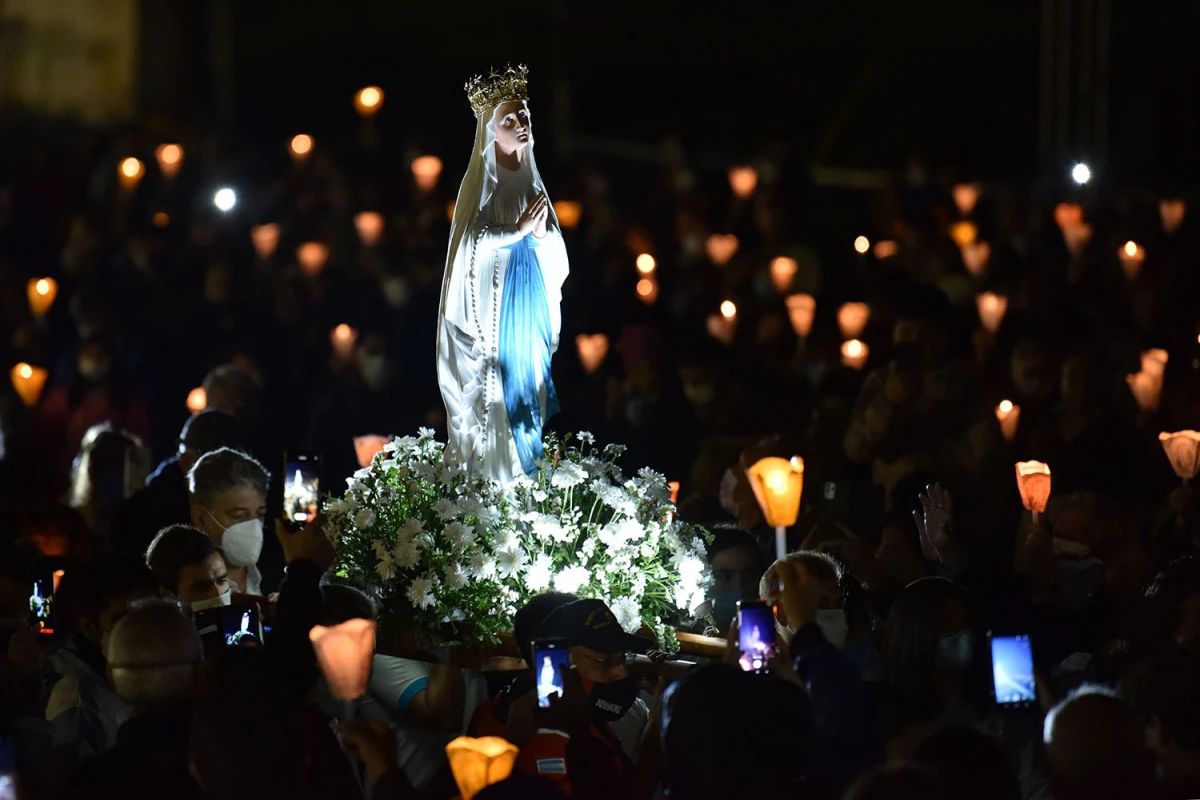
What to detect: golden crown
<box><xmin>465</xmin><ymin>64</ymin><xmax>529</xmax><ymax>118</ymax></box>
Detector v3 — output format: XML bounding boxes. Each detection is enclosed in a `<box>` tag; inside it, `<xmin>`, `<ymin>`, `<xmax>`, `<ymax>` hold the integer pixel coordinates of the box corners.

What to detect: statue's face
<box><xmin>493</xmin><ymin>101</ymin><xmax>530</xmax><ymax>153</ymax></box>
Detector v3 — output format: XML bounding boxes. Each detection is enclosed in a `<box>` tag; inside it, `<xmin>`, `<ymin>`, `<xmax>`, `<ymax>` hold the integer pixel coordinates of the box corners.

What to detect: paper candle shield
<box><xmin>746</xmin><ymin>456</ymin><xmax>805</xmax><ymax>528</ymax></box>
<box><xmin>445</xmin><ymin>736</ymin><xmax>519</xmax><ymax>800</ymax></box>
<box><xmin>949</xmin><ymin>220</ymin><xmax>978</xmax><ymax>249</ymax></box>
<box><xmin>952</xmin><ymin>182</ymin><xmax>980</xmax><ymax>217</ymax></box>
<box><xmin>309</xmin><ymin>619</ymin><xmax>376</xmax><ymax>701</ymax></box>
<box><xmin>785</xmin><ymin>294</ymin><xmax>816</xmax><ymax>338</ymax></box>
<box><xmin>575</xmin><ymin>333</ymin><xmax>609</xmax><ymax>375</ymax></box>
<box><xmin>837</xmin><ymin>302</ymin><xmax>870</xmax><ymax>339</ymax></box>
<box><xmin>1054</xmin><ymin>202</ymin><xmax>1083</xmax><ymax>231</ymax></box>
<box><xmin>27</xmin><ymin>278</ymin><xmax>58</xmax><ymax>317</ymax></box>
<box><xmin>411</xmin><ymin>156</ymin><xmax>443</xmax><ymax>192</ymax></box>
<box><xmin>961</xmin><ymin>241</ymin><xmax>990</xmax><ymax>277</ymax></box>
<box><xmin>841</xmin><ymin>339</ymin><xmax>869</xmax><ymax>370</ymax></box>
<box><xmin>1160</xmin><ymin>199</ymin><xmax>1186</xmax><ymax>234</ymax></box>
<box><xmin>155</xmin><ymin>144</ymin><xmax>184</xmax><ymax>179</ymax></box>
<box><xmin>251</xmin><ymin>224</ymin><xmax>280</xmax><ymax>260</ymax></box>
<box><xmin>1159</xmin><ymin>431</ymin><xmax>1200</xmax><ymax>480</ymax></box>
<box><xmin>636</xmin><ymin>278</ymin><xmax>659</xmax><ymax>305</ymax></box>
<box><xmin>770</xmin><ymin>257</ymin><xmax>798</xmax><ymax>294</ymax></box>
<box><xmin>706</xmin><ymin>313</ymin><xmax>735</xmax><ymax>345</ymax></box>
<box><xmin>298</xmin><ymin>242</ymin><xmax>330</xmax><ymax>277</ymax></box>
<box><xmin>706</xmin><ymin>234</ymin><xmax>739</xmax><ymax>266</ymax></box>
<box><xmin>995</xmin><ymin>400</ymin><xmax>1020</xmax><ymax>442</ymax></box>
<box><xmin>1062</xmin><ymin>222</ymin><xmax>1093</xmax><ymax>257</ymax></box>
<box><xmin>728</xmin><ymin>166</ymin><xmax>758</xmax><ymax>199</ymax></box>
<box><xmin>975</xmin><ymin>292</ymin><xmax>1008</xmax><ymax>333</ymax></box>
<box><xmin>186</xmin><ymin>387</ymin><xmax>207</xmax><ymax>414</ymax></box>
<box><xmin>355</xmin><ymin>212</ymin><xmax>384</xmax><ymax>247</ymax></box>
<box><xmin>1118</xmin><ymin>241</ymin><xmax>1145</xmax><ymax>281</ymax></box>
<box><xmin>1015</xmin><ymin>461</ymin><xmax>1052</xmax><ymax>513</ymax></box>
<box><xmin>354</xmin><ymin>435</ymin><xmax>391</xmax><ymax>469</ymax></box>
<box><xmin>668</xmin><ymin>481</ymin><xmax>681</xmax><ymax>504</ymax></box>
<box><xmin>11</xmin><ymin>363</ymin><xmax>48</xmax><ymax>407</ymax></box>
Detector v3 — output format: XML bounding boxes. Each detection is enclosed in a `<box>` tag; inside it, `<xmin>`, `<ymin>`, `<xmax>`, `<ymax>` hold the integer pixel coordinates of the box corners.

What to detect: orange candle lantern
<box><xmin>706</xmin><ymin>234</ymin><xmax>739</xmax><ymax>266</ymax></box>
<box><xmin>873</xmin><ymin>240</ymin><xmax>899</xmax><ymax>260</ymax></box>
<box><xmin>1159</xmin><ymin>431</ymin><xmax>1200</xmax><ymax>484</ymax></box>
<box><xmin>975</xmin><ymin>292</ymin><xmax>1008</xmax><ymax>333</ymax></box>
<box><xmin>445</xmin><ymin>736</ymin><xmax>520</xmax><ymax>800</ymax></box>
<box><xmin>1015</xmin><ymin>461</ymin><xmax>1052</xmax><ymax>522</ymax></box>
<box><xmin>353</xmin><ymin>435</ymin><xmax>391</xmax><ymax>469</ymax></box>
<box><xmin>1118</xmin><ymin>241</ymin><xmax>1145</xmax><ymax>281</ymax></box>
<box><xmin>1127</xmin><ymin>371</ymin><xmax>1163</xmax><ymax>413</ymax></box>
<box><xmin>636</xmin><ymin>254</ymin><xmax>656</xmax><ymax>276</ymax></box>
<box><xmin>1054</xmin><ymin>202</ymin><xmax>1083</xmax><ymax>232</ymax></box>
<box><xmin>949</xmin><ymin>220</ymin><xmax>978</xmax><ymax>249</ymax></box>
<box><xmin>785</xmin><ymin>293</ymin><xmax>816</xmax><ymax>339</ymax></box>
<box><xmin>355</xmin><ymin>212</ymin><xmax>384</xmax><ymax>247</ymax></box>
<box><xmin>27</xmin><ymin>278</ymin><xmax>58</xmax><ymax>318</ymax></box>
<box><xmin>154</xmin><ymin>144</ymin><xmax>184</xmax><ymax>179</ymax></box>
<box><xmin>746</xmin><ymin>455</ymin><xmax>805</xmax><ymax>559</ymax></box>
<box><xmin>1142</xmin><ymin>349</ymin><xmax>1169</xmax><ymax>379</ymax></box>
<box><xmin>854</xmin><ymin>236</ymin><xmax>870</xmax><ymax>254</ymax></box>
<box><xmin>309</xmin><ymin>619</ymin><xmax>376</xmax><ymax>701</ymax></box>
<box><xmin>728</xmin><ymin>166</ymin><xmax>758</xmax><ymax>199</ymax></box>
<box><xmin>11</xmin><ymin>363</ymin><xmax>48</xmax><ymax>407</ymax></box>
<box><xmin>297</xmin><ymin>242</ymin><xmax>330</xmax><ymax>278</ymax></box>
<box><xmin>952</xmin><ymin>182</ymin><xmax>981</xmax><ymax>217</ymax></box>
<box><xmin>837</xmin><ymin>302</ymin><xmax>870</xmax><ymax>339</ymax></box>
<box><xmin>706</xmin><ymin>313</ymin><xmax>735</xmax><ymax>346</ymax></box>
<box><xmin>152</xmin><ymin>212</ymin><xmax>170</xmax><ymax>228</ymax></box>
<box><xmin>554</xmin><ymin>201</ymin><xmax>582</xmax><ymax>230</ymax></box>
<box><xmin>354</xmin><ymin>86</ymin><xmax>384</xmax><ymax>117</ymax></box>
<box><xmin>636</xmin><ymin>277</ymin><xmax>658</xmax><ymax>305</ymax></box>
<box><xmin>289</xmin><ymin>134</ymin><xmax>313</xmax><ymax>164</ymax></box>
<box><xmin>668</xmin><ymin>481</ymin><xmax>681</xmax><ymax>505</ymax></box>
<box><xmin>1062</xmin><ymin>222</ymin><xmax>1093</xmax><ymax>257</ymax></box>
<box><xmin>251</xmin><ymin>224</ymin><xmax>280</xmax><ymax>260</ymax></box>
<box><xmin>575</xmin><ymin>334</ymin><xmax>609</xmax><ymax>375</ymax></box>
<box><xmin>331</xmin><ymin>324</ymin><xmax>359</xmax><ymax>362</ymax></box>
<box><xmin>961</xmin><ymin>241</ymin><xmax>990</xmax><ymax>277</ymax></box>
<box><xmin>770</xmin><ymin>257</ymin><xmax>798</xmax><ymax>294</ymax></box>
<box><xmin>1160</xmin><ymin>199</ymin><xmax>1186</xmax><ymax>234</ymax></box>
<box><xmin>841</xmin><ymin>339</ymin><xmax>869</xmax><ymax>370</ymax></box>
<box><xmin>118</xmin><ymin>157</ymin><xmax>145</xmax><ymax>191</ymax></box>
<box><xmin>411</xmin><ymin>156</ymin><xmax>443</xmax><ymax>192</ymax></box>
<box><xmin>996</xmin><ymin>399</ymin><xmax>1020</xmax><ymax>442</ymax></box>
<box><xmin>186</xmin><ymin>387</ymin><xmax>207</xmax><ymax>414</ymax></box>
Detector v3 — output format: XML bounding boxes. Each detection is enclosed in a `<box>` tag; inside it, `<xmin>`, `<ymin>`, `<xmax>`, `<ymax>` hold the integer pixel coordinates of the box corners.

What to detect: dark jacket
<box><xmin>110</xmin><ymin>457</ymin><xmax>190</xmax><ymax>558</ymax></box>
<box><xmin>62</xmin><ymin>703</ymin><xmax>203</xmax><ymax>800</ymax></box>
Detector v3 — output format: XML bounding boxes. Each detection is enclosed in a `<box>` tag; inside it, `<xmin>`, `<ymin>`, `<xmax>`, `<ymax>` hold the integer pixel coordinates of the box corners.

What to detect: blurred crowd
<box><xmin>0</xmin><ymin>101</ymin><xmax>1199</xmax><ymax>800</ymax></box>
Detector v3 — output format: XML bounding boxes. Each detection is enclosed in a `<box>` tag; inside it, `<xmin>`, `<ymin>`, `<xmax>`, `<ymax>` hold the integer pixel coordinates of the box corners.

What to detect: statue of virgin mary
<box><xmin>437</xmin><ymin>65</ymin><xmax>569</xmax><ymax>486</ymax></box>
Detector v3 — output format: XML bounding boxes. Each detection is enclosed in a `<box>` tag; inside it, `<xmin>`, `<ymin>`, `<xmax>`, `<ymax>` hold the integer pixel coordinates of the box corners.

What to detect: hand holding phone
<box><xmin>737</xmin><ymin>600</ymin><xmax>776</xmax><ymax>674</ymax></box>
<box><xmin>532</xmin><ymin>638</ymin><xmax>570</xmax><ymax>708</ymax></box>
<box><xmin>989</xmin><ymin>632</ymin><xmax>1037</xmax><ymax>709</ymax></box>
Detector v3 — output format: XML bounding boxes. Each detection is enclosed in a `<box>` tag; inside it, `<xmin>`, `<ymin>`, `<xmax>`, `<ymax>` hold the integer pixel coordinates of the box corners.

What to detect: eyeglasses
<box><xmin>574</xmin><ymin>651</ymin><xmax>635</xmax><ymax>670</ymax></box>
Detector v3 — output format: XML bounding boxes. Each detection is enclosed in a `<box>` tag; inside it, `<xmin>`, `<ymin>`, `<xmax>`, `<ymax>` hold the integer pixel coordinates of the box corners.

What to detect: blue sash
<box><xmin>498</xmin><ymin>235</ymin><xmax>559</xmax><ymax>475</ymax></box>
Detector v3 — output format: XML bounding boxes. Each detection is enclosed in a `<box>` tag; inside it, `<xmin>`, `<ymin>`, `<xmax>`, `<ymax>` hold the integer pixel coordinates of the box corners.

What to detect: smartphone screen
<box><xmin>28</xmin><ymin>575</ymin><xmax>55</xmax><ymax>635</ymax></box>
<box><xmin>532</xmin><ymin>638</ymin><xmax>570</xmax><ymax>708</ymax></box>
<box><xmin>989</xmin><ymin>633</ymin><xmax>1037</xmax><ymax>709</ymax></box>
<box><xmin>737</xmin><ymin>600</ymin><xmax>776</xmax><ymax>673</ymax></box>
<box><xmin>0</xmin><ymin>735</ymin><xmax>14</xmax><ymax>800</ymax></box>
<box><xmin>194</xmin><ymin>603</ymin><xmax>263</xmax><ymax>648</ymax></box>
<box><xmin>284</xmin><ymin>452</ymin><xmax>321</xmax><ymax>525</ymax></box>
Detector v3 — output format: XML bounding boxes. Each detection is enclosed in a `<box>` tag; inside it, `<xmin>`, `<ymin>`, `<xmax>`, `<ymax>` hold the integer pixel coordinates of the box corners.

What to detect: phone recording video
<box><xmin>194</xmin><ymin>603</ymin><xmax>263</xmax><ymax>649</ymax></box>
<box><xmin>532</xmin><ymin>637</ymin><xmax>571</xmax><ymax>708</ymax></box>
<box><xmin>28</xmin><ymin>569</ymin><xmax>63</xmax><ymax>635</ymax></box>
<box><xmin>284</xmin><ymin>452</ymin><xmax>321</xmax><ymax>525</ymax></box>
<box><xmin>989</xmin><ymin>633</ymin><xmax>1037</xmax><ymax>709</ymax></box>
<box><xmin>737</xmin><ymin>600</ymin><xmax>776</xmax><ymax>674</ymax></box>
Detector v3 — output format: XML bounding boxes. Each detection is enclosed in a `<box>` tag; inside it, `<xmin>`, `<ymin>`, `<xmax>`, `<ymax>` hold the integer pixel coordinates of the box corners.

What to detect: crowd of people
<box><xmin>0</xmin><ymin>95</ymin><xmax>1199</xmax><ymax>799</ymax></box>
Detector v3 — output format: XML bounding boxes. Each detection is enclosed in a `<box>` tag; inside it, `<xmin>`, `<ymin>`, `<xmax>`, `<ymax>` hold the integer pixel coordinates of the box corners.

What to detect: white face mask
<box><xmin>100</xmin><ymin>629</ymin><xmax>112</xmax><ymax>659</ymax></box>
<box><xmin>191</xmin><ymin>591</ymin><xmax>233</xmax><ymax>612</ymax></box>
<box><xmin>208</xmin><ymin>511</ymin><xmax>263</xmax><ymax>567</ymax></box>
<box><xmin>816</xmin><ymin>609</ymin><xmax>849</xmax><ymax>649</ymax></box>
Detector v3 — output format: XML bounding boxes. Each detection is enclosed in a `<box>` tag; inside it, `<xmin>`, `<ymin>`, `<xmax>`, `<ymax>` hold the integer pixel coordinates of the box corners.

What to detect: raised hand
<box><xmin>518</xmin><ymin>193</ymin><xmax>549</xmax><ymax>236</ymax></box>
<box><xmin>913</xmin><ymin>482</ymin><xmax>955</xmax><ymax>563</ymax></box>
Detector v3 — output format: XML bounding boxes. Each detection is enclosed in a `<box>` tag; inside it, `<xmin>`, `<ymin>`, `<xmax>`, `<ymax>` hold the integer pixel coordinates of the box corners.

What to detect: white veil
<box><xmin>439</xmin><ymin>100</ymin><xmax>559</xmax><ymax>331</ymax></box>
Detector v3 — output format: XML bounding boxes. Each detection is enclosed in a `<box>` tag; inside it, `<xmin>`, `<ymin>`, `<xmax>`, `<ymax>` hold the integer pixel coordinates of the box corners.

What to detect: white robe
<box><xmin>437</xmin><ymin>160</ymin><xmax>568</xmax><ymax>486</ymax></box>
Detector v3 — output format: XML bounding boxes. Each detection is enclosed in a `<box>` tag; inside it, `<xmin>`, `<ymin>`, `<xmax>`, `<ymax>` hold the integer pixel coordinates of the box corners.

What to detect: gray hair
<box><xmin>107</xmin><ymin>600</ymin><xmax>203</xmax><ymax>709</ymax></box>
<box><xmin>188</xmin><ymin>447</ymin><xmax>269</xmax><ymax>510</ymax></box>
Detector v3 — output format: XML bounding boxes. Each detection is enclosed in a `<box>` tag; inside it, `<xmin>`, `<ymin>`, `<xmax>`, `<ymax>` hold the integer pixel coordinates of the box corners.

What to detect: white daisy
<box><xmin>397</xmin><ymin>519</ymin><xmax>424</xmax><ymax>541</ymax></box>
<box><xmin>525</xmin><ymin>554</ymin><xmax>553</xmax><ymax>592</ymax></box>
<box><xmin>354</xmin><ymin>509</ymin><xmax>377</xmax><ymax>529</ymax></box>
<box><xmin>553</xmin><ymin>566</ymin><xmax>591</xmax><ymax>594</ymax></box>
<box><xmin>393</xmin><ymin>540</ymin><xmax>421</xmax><ymax>569</ymax></box>
<box><xmin>577</xmin><ymin>431</ymin><xmax>594</xmax><ymax>445</ymax></box>
<box><xmin>610</xmin><ymin>596</ymin><xmax>642</xmax><ymax>633</ymax></box>
<box><xmin>433</xmin><ymin>498</ymin><xmax>459</xmax><ymax>521</ymax></box>
<box><xmin>470</xmin><ymin>551</ymin><xmax>497</xmax><ymax>580</ymax></box>
<box><xmin>375</xmin><ymin>555</ymin><xmax>396</xmax><ymax>582</ymax></box>
<box><xmin>406</xmin><ymin>576</ymin><xmax>436</xmax><ymax>609</ymax></box>
<box><xmin>444</xmin><ymin>563</ymin><xmax>468</xmax><ymax>590</ymax></box>
<box><xmin>496</xmin><ymin>547</ymin><xmax>529</xmax><ymax>579</ymax></box>
<box><xmin>551</xmin><ymin>460</ymin><xmax>588</xmax><ymax>489</ymax></box>
<box><xmin>444</xmin><ymin>521</ymin><xmax>476</xmax><ymax>552</ymax></box>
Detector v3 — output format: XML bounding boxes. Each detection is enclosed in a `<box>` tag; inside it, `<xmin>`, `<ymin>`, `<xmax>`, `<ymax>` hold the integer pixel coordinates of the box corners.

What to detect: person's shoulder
<box><xmin>516</xmin><ymin>728</ymin><xmax>571</xmax><ymax>778</ymax></box>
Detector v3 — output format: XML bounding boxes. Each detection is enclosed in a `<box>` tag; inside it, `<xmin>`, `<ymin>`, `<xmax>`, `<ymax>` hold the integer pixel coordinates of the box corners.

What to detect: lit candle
<box><xmin>728</xmin><ymin>166</ymin><xmax>758</xmax><ymax>199</ymax></box>
<box><xmin>961</xmin><ymin>241</ymin><xmax>990</xmax><ymax>277</ymax></box>
<box><xmin>636</xmin><ymin>254</ymin><xmax>656</xmax><ymax>276</ymax></box>
<box><xmin>354</xmin><ymin>86</ymin><xmax>384</xmax><ymax>117</ymax></box>
<box><xmin>837</xmin><ymin>302</ymin><xmax>870</xmax><ymax>339</ymax></box>
<box><xmin>154</xmin><ymin>144</ymin><xmax>184</xmax><ymax>179</ymax></box>
<box><xmin>331</xmin><ymin>324</ymin><xmax>359</xmax><ymax>362</ymax></box>
<box><xmin>706</xmin><ymin>311</ymin><xmax>736</xmax><ymax>346</ymax></box>
<box><xmin>289</xmin><ymin>134</ymin><xmax>314</xmax><ymax>163</ymax></box>
<box><xmin>705</xmin><ymin>234</ymin><xmax>739</xmax><ymax>266</ymax></box>
<box><xmin>118</xmin><ymin>157</ymin><xmax>145</xmax><ymax>191</ymax></box>
<box><xmin>952</xmin><ymin>182</ymin><xmax>980</xmax><ymax>217</ymax></box>
<box><xmin>251</xmin><ymin>224</ymin><xmax>280</xmax><ymax>260</ymax></box>
<box><xmin>575</xmin><ymin>334</ymin><xmax>609</xmax><ymax>375</ymax></box>
<box><xmin>1118</xmin><ymin>240</ymin><xmax>1145</xmax><ymax>281</ymax></box>
<box><xmin>11</xmin><ymin>363</ymin><xmax>48</xmax><ymax>407</ymax></box>
<box><xmin>186</xmin><ymin>387</ymin><xmax>207</xmax><ymax>414</ymax></box>
<box><xmin>1160</xmin><ymin>199</ymin><xmax>1186</xmax><ymax>234</ymax></box>
<box><xmin>553</xmin><ymin>201</ymin><xmax>582</xmax><ymax>230</ymax></box>
<box><xmin>636</xmin><ymin>277</ymin><xmax>658</xmax><ymax>305</ymax></box>
<box><xmin>770</xmin><ymin>257</ymin><xmax>797</xmax><ymax>294</ymax></box>
<box><xmin>854</xmin><ymin>236</ymin><xmax>870</xmax><ymax>255</ymax></box>
<box><xmin>785</xmin><ymin>294</ymin><xmax>816</xmax><ymax>339</ymax></box>
<box><xmin>949</xmin><ymin>221</ymin><xmax>977</xmax><ymax>249</ymax></box>
<box><xmin>26</xmin><ymin>278</ymin><xmax>57</xmax><ymax>318</ymax></box>
<box><xmin>995</xmin><ymin>399</ymin><xmax>1020</xmax><ymax>442</ymax></box>
<box><xmin>872</xmin><ymin>240</ymin><xmax>899</xmax><ymax>260</ymax></box>
<box><xmin>841</xmin><ymin>339</ymin><xmax>869</xmax><ymax>370</ymax></box>
<box><xmin>975</xmin><ymin>292</ymin><xmax>1008</xmax><ymax>333</ymax></box>
<box><xmin>411</xmin><ymin>156</ymin><xmax>443</xmax><ymax>192</ymax></box>
<box><xmin>355</xmin><ymin>212</ymin><xmax>384</xmax><ymax>247</ymax></box>
<box><xmin>297</xmin><ymin>242</ymin><xmax>330</xmax><ymax>278</ymax></box>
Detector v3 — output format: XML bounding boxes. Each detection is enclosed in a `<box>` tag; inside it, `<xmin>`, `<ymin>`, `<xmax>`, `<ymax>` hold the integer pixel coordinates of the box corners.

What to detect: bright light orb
<box><xmin>1071</xmin><ymin>163</ymin><xmax>1091</xmax><ymax>185</ymax></box>
<box><xmin>213</xmin><ymin>188</ymin><xmax>237</xmax><ymax>212</ymax></box>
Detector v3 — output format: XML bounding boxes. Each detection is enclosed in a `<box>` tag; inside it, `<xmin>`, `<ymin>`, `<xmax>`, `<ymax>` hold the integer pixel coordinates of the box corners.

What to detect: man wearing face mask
<box><xmin>45</xmin><ymin>551</ymin><xmax>157</xmax><ymax>756</ymax></box>
<box><xmin>515</xmin><ymin>599</ymin><xmax>652</xmax><ymax>794</ymax></box>
<box><xmin>188</xmin><ymin>448</ymin><xmax>269</xmax><ymax>596</ymax></box>
<box><xmin>145</xmin><ymin>525</ymin><xmax>235</xmax><ymax>611</ymax></box>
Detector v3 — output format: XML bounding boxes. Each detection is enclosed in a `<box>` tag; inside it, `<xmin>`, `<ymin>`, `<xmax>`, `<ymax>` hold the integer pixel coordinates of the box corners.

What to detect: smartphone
<box><xmin>989</xmin><ymin>632</ymin><xmax>1037</xmax><ymax>709</ymax></box>
<box><xmin>28</xmin><ymin>571</ymin><xmax>59</xmax><ymax>635</ymax></box>
<box><xmin>737</xmin><ymin>600</ymin><xmax>776</xmax><ymax>674</ymax></box>
<box><xmin>283</xmin><ymin>452</ymin><xmax>321</xmax><ymax>526</ymax></box>
<box><xmin>532</xmin><ymin>637</ymin><xmax>571</xmax><ymax>708</ymax></box>
<box><xmin>194</xmin><ymin>603</ymin><xmax>263</xmax><ymax>648</ymax></box>
<box><xmin>0</xmin><ymin>735</ymin><xmax>14</xmax><ymax>800</ymax></box>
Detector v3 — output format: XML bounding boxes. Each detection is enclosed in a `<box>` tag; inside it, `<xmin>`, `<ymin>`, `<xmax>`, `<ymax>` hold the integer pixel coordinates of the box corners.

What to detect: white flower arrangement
<box><xmin>325</xmin><ymin>429</ymin><xmax>711</xmax><ymax>648</ymax></box>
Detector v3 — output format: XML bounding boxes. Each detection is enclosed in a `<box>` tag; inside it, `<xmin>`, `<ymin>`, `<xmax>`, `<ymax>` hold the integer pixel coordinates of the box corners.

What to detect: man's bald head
<box><xmin>1044</xmin><ymin>685</ymin><xmax>1149</xmax><ymax>797</ymax></box>
<box><xmin>107</xmin><ymin>600</ymin><xmax>203</xmax><ymax>711</ymax></box>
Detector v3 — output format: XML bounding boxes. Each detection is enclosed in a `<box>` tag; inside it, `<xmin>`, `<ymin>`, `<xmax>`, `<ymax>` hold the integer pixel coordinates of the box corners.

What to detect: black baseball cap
<box><xmin>533</xmin><ymin>598</ymin><xmax>653</xmax><ymax>655</ymax></box>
